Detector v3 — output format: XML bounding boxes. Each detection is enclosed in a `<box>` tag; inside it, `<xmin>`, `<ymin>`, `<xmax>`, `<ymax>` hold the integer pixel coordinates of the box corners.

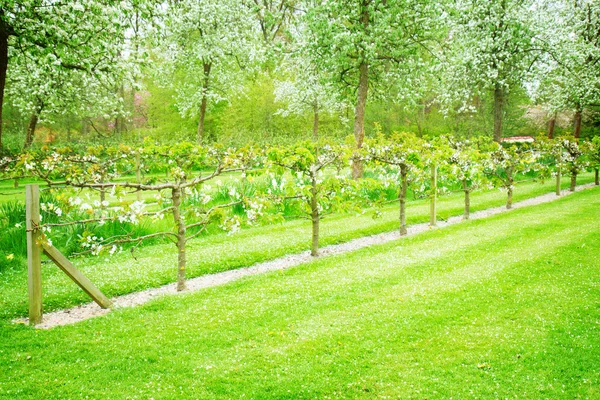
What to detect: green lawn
<box><xmin>0</xmin><ymin>173</ymin><xmax>596</xmax><ymax>320</ymax></box>
<box><xmin>0</xmin><ymin>185</ymin><xmax>598</xmax><ymax>398</ymax></box>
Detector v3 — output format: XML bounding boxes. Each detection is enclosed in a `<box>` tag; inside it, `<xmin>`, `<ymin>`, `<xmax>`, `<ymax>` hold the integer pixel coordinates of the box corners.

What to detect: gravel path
<box><xmin>16</xmin><ymin>183</ymin><xmax>597</xmax><ymax>329</ymax></box>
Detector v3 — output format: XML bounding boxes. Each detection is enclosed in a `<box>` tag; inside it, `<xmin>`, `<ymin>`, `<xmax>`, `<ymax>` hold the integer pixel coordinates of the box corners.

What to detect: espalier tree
<box><xmin>18</xmin><ymin>142</ymin><xmax>262</xmax><ymax>291</ymax></box>
<box><xmin>161</xmin><ymin>0</ymin><xmax>262</xmax><ymax>143</ymax></box>
<box><xmin>441</xmin><ymin>0</ymin><xmax>540</xmax><ymax>142</ymax></box>
<box><xmin>0</xmin><ymin>0</ymin><xmax>152</xmax><ymax>151</ymax></box>
<box><xmin>559</xmin><ymin>137</ymin><xmax>587</xmax><ymax>192</ymax></box>
<box><xmin>587</xmin><ymin>136</ymin><xmax>600</xmax><ymax>186</ymax></box>
<box><xmin>484</xmin><ymin>141</ymin><xmax>540</xmax><ymax>209</ymax></box>
<box><xmin>303</xmin><ymin>0</ymin><xmax>442</xmax><ymax>178</ymax></box>
<box><xmin>444</xmin><ymin>137</ymin><xmax>490</xmax><ymax>220</ymax></box>
<box><xmin>365</xmin><ymin>132</ymin><xmax>425</xmax><ymax>235</ymax></box>
<box><xmin>266</xmin><ymin>141</ymin><xmax>357</xmax><ymax>256</ymax></box>
<box><xmin>536</xmin><ymin>136</ymin><xmax>571</xmax><ymax>196</ymax></box>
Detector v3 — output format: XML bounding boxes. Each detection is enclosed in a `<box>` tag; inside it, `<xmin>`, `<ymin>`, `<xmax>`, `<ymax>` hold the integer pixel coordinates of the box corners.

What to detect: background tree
<box><xmin>304</xmin><ymin>0</ymin><xmax>442</xmax><ymax>178</ymax></box>
<box><xmin>0</xmin><ymin>0</ymin><xmax>147</xmax><ymax>152</ymax></box>
<box><xmin>533</xmin><ymin>0</ymin><xmax>600</xmax><ymax>139</ymax></box>
<box><xmin>161</xmin><ymin>0</ymin><xmax>261</xmax><ymax>143</ymax></box>
<box><xmin>273</xmin><ymin>22</ymin><xmax>348</xmax><ymax>141</ymax></box>
<box><xmin>441</xmin><ymin>0</ymin><xmax>541</xmax><ymax>142</ymax></box>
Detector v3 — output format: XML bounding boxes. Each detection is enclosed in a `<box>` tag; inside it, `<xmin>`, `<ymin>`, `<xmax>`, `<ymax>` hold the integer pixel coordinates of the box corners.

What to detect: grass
<box><xmin>0</xmin><ymin>173</ymin><xmax>596</xmax><ymax>320</ymax></box>
<box><xmin>0</xmin><ymin>185</ymin><xmax>598</xmax><ymax>398</ymax></box>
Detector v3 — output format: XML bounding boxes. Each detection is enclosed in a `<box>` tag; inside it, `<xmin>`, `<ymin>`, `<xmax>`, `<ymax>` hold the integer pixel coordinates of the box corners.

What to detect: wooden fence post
<box><xmin>429</xmin><ymin>164</ymin><xmax>437</xmax><ymax>227</ymax></box>
<box><xmin>136</xmin><ymin>152</ymin><xmax>142</xmax><ymax>201</ymax></box>
<box><xmin>555</xmin><ymin>165</ymin><xmax>561</xmax><ymax>196</ymax></box>
<box><xmin>26</xmin><ymin>184</ymin><xmax>42</xmax><ymax>325</ymax></box>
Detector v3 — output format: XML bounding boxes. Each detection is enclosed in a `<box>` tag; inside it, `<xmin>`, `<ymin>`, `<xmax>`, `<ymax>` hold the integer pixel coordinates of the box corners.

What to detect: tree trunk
<box><xmin>462</xmin><ymin>179</ymin><xmax>470</xmax><ymax>220</ymax></box>
<box><xmin>23</xmin><ymin>110</ymin><xmax>40</xmax><ymax>150</ymax></box>
<box><xmin>493</xmin><ymin>83</ymin><xmax>504</xmax><ymax>143</ymax></box>
<box><xmin>547</xmin><ymin>114</ymin><xmax>556</xmax><ymax>139</ymax></box>
<box><xmin>595</xmin><ymin>168</ymin><xmax>599</xmax><ymax>186</ymax></box>
<box><xmin>399</xmin><ymin>165</ymin><xmax>408</xmax><ymax>235</ymax></box>
<box><xmin>570</xmin><ymin>169</ymin><xmax>577</xmax><ymax>192</ymax></box>
<box><xmin>172</xmin><ymin>187</ymin><xmax>187</xmax><ymax>291</ymax></box>
<box><xmin>310</xmin><ymin>174</ymin><xmax>319</xmax><ymax>257</ymax></box>
<box><xmin>429</xmin><ymin>164</ymin><xmax>437</xmax><ymax>226</ymax></box>
<box><xmin>352</xmin><ymin>62</ymin><xmax>369</xmax><ymax>179</ymax></box>
<box><xmin>506</xmin><ymin>166</ymin><xmax>514</xmax><ymax>209</ymax></box>
<box><xmin>196</xmin><ymin>62</ymin><xmax>212</xmax><ymax>143</ymax></box>
<box><xmin>114</xmin><ymin>85</ymin><xmax>125</xmax><ymax>136</ymax></box>
<box><xmin>0</xmin><ymin>14</ymin><xmax>9</xmax><ymax>153</ymax></box>
<box><xmin>573</xmin><ymin>108</ymin><xmax>582</xmax><ymax>139</ymax></box>
<box><xmin>312</xmin><ymin>101</ymin><xmax>319</xmax><ymax>142</ymax></box>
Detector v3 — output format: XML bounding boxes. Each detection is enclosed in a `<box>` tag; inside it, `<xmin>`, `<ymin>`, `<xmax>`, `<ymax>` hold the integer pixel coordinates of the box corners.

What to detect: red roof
<box><xmin>500</xmin><ymin>136</ymin><xmax>535</xmax><ymax>143</ymax></box>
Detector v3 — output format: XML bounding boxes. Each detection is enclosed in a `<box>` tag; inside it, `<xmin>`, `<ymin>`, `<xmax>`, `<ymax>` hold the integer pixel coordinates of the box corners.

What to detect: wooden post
<box><xmin>555</xmin><ymin>165</ymin><xmax>561</xmax><ymax>196</ymax></box>
<box><xmin>26</xmin><ymin>184</ymin><xmax>42</xmax><ymax>325</ymax></box>
<box><xmin>430</xmin><ymin>164</ymin><xmax>437</xmax><ymax>227</ymax></box>
<box><xmin>136</xmin><ymin>152</ymin><xmax>142</xmax><ymax>201</ymax></box>
<box><xmin>41</xmin><ymin>243</ymin><xmax>113</xmax><ymax>309</ymax></box>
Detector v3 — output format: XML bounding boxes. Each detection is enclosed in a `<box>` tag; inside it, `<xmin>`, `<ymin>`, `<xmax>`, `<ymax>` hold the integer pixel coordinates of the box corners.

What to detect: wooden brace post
<box><xmin>41</xmin><ymin>243</ymin><xmax>113</xmax><ymax>309</ymax></box>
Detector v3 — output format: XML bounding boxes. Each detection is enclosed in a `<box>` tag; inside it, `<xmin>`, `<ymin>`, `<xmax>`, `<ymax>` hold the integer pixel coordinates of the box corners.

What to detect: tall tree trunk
<box><xmin>172</xmin><ymin>187</ymin><xmax>187</xmax><ymax>291</ymax></box>
<box><xmin>24</xmin><ymin>104</ymin><xmax>42</xmax><ymax>150</ymax></box>
<box><xmin>573</xmin><ymin>108</ymin><xmax>582</xmax><ymax>139</ymax></box>
<box><xmin>493</xmin><ymin>83</ymin><xmax>504</xmax><ymax>143</ymax></box>
<box><xmin>595</xmin><ymin>168</ymin><xmax>599</xmax><ymax>186</ymax></box>
<box><xmin>114</xmin><ymin>84</ymin><xmax>126</xmax><ymax>136</ymax></box>
<box><xmin>196</xmin><ymin>62</ymin><xmax>212</xmax><ymax>143</ymax></box>
<box><xmin>0</xmin><ymin>15</ymin><xmax>9</xmax><ymax>152</ymax></box>
<box><xmin>399</xmin><ymin>165</ymin><xmax>408</xmax><ymax>235</ymax></box>
<box><xmin>352</xmin><ymin>61</ymin><xmax>369</xmax><ymax>179</ymax></box>
<box><xmin>462</xmin><ymin>179</ymin><xmax>470</xmax><ymax>220</ymax></box>
<box><xmin>312</xmin><ymin>101</ymin><xmax>319</xmax><ymax>142</ymax></box>
<box><xmin>547</xmin><ymin>113</ymin><xmax>556</xmax><ymax>139</ymax></box>
<box><xmin>310</xmin><ymin>174</ymin><xmax>319</xmax><ymax>257</ymax></box>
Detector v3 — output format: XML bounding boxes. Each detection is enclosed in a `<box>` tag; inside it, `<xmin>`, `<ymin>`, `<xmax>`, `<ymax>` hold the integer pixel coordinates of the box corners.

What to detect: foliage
<box><xmin>266</xmin><ymin>140</ymin><xmax>360</xmax><ymax>255</ymax></box>
<box><xmin>484</xmin><ymin>141</ymin><xmax>540</xmax><ymax>208</ymax></box>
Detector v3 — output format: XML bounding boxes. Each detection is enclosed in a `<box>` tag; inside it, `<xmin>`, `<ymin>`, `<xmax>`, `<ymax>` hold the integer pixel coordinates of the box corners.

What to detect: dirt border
<box><xmin>14</xmin><ymin>183</ymin><xmax>597</xmax><ymax>329</ymax></box>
